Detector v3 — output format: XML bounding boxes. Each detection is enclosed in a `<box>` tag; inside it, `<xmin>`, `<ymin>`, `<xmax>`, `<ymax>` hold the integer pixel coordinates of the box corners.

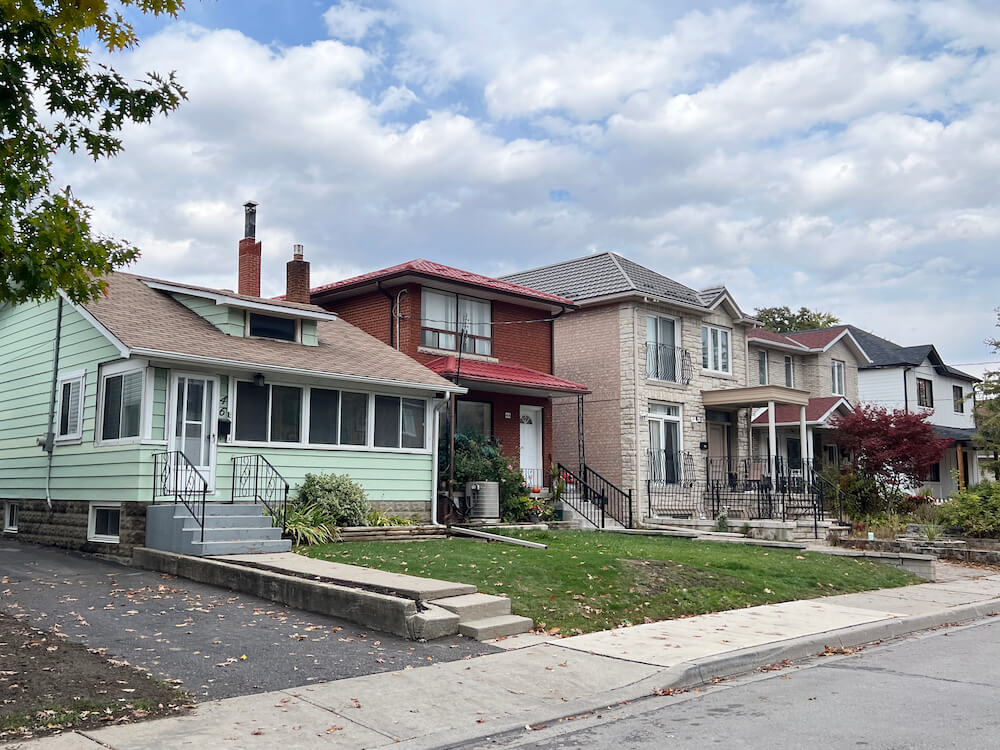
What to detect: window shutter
<box><xmin>66</xmin><ymin>380</ymin><xmax>81</xmax><ymax>435</ymax></box>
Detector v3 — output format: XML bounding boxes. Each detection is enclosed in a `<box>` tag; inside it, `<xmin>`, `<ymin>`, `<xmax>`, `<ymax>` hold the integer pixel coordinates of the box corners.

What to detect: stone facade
<box><xmin>369</xmin><ymin>499</ymin><xmax>431</xmax><ymax>521</ymax></box>
<box><xmin>2</xmin><ymin>499</ymin><xmax>149</xmax><ymax>560</ymax></box>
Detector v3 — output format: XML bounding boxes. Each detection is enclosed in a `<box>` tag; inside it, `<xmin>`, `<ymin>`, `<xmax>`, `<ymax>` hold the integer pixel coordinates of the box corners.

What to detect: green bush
<box><xmin>502</xmin><ymin>494</ymin><xmax>534</xmax><ymax>523</ymax></box>
<box><xmin>281</xmin><ymin>503</ymin><xmax>339</xmax><ymax>546</ymax></box>
<box><xmin>938</xmin><ymin>481</ymin><xmax>1000</xmax><ymax>538</ymax></box>
<box><xmin>295</xmin><ymin>472</ymin><xmax>370</xmax><ymax>527</ymax></box>
<box><xmin>449</xmin><ymin>432</ymin><xmax>530</xmax><ymax>520</ymax></box>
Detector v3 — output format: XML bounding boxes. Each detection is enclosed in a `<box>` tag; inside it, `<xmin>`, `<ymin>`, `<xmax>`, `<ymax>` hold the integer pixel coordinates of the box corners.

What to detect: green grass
<box><xmin>300</xmin><ymin>530</ymin><xmax>916</xmax><ymax>634</ymax></box>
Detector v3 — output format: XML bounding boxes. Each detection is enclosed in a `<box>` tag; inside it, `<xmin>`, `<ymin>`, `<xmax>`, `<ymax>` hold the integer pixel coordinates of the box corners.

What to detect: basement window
<box><xmin>88</xmin><ymin>503</ymin><xmax>121</xmax><ymax>543</ymax></box>
<box><xmin>3</xmin><ymin>503</ymin><xmax>18</xmax><ymax>533</ymax></box>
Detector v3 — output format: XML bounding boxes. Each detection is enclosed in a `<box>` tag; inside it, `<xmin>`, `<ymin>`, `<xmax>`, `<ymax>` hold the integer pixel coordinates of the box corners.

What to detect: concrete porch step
<box><xmin>194</xmin><ymin>538</ymin><xmax>292</xmax><ymax>555</ymax></box>
<box><xmin>188</xmin><ymin>526</ymin><xmax>284</xmax><ymax>542</ymax></box>
<box><xmin>180</xmin><ymin>513</ymin><xmax>277</xmax><ymax>529</ymax></box>
<box><xmin>458</xmin><ymin>614</ymin><xmax>534</xmax><ymax>640</ymax></box>
<box><xmin>433</xmin><ymin>592</ymin><xmax>511</xmax><ymax>621</ymax></box>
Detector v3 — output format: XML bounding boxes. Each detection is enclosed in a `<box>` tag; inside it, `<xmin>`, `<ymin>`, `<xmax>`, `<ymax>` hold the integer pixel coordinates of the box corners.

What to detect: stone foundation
<box><xmin>369</xmin><ymin>500</ymin><xmax>431</xmax><ymax>522</ymax></box>
<box><xmin>0</xmin><ymin>499</ymin><xmax>149</xmax><ymax>560</ymax></box>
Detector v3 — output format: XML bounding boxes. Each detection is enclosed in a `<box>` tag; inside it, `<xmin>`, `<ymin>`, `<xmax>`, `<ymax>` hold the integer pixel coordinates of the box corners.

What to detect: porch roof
<box><xmin>751</xmin><ymin>396</ymin><xmax>851</xmax><ymax>427</ymax></box>
<box><xmin>425</xmin><ymin>356</ymin><xmax>590</xmax><ymax>398</ymax></box>
<box><xmin>701</xmin><ymin>384</ymin><xmax>811</xmax><ymax>409</ymax></box>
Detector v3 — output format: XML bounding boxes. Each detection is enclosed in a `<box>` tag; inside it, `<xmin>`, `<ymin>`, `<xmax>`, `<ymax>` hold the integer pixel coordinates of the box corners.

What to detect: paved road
<box><xmin>0</xmin><ymin>541</ymin><xmax>495</xmax><ymax>701</ymax></box>
<box><xmin>466</xmin><ymin>618</ymin><xmax>1000</xmax><ymax>750</ymax></box>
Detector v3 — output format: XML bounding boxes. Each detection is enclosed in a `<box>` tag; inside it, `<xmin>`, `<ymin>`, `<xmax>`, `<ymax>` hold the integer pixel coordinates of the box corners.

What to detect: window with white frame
<box><xmin>917</xmin><ymin>378</ymin><xmax>934</xmax><ymax>408</ymax></box>
<box><xmin>374</xmin><ymin>396</ymin><xmax>426</xmax><ymax>449</ymax></box>
<box><xmin>646</xmin><ymin>316</ymin><xmax>678</xmax><ymax>381</ymax></box>
<box><xmin>701</xmin><ymin>325</ymin><xmax>731</xmax><ymax>374</ymax></box>
<box><xmin>421</xmin><ymin>288</ymin><xmax>492</xmax><ymax>355</ymax></box>
<box><xmin>234</xmin><ymin>381</ymin><xmax>303</xmax><ymax>443</ymax></box>
<box><xmin>831</xmin><ymin>360</ymin><xmax>846</xmax><ymax>396</ymax></box>
<box><xmin>88</xmin><ymin>503</ymin><xmax>121</xmax><ymax>543</ymax></box>
<box><xmin>953</xmin><ymin>385</ymin><xmax>965</xmax><ymax>413</ymax></box>
<box><xmin>247</xmin><ymin>312</ymin><xmax>298</xmax><ymax>342</ymax></box>
<box><xmin>3</xmin><ymin>502</ymin><xmax>18</xmax><ymax>533</ymax></box>
<box><xmin>100</xmin><ymin>369</ymin><xmax>144</xmax><ymax>442</ymax></box>
<box><xmin>784</xmin><ymin>356</ymin><xmax>794</xmax><ymax>388</ymax></box>
<box><xmin>648</xmin><ymin>402</ymin><xmax>682</xmax><ymax>484</ymax></box>
<box><xmin>55</xmin><ymin>370</ymin><xmax>86</xmax><ymax>441</ymax></box>
<box><xmin>757</xmin><ymin>350</ymin><xmax>768</xmax><ymax>385</ymax></box>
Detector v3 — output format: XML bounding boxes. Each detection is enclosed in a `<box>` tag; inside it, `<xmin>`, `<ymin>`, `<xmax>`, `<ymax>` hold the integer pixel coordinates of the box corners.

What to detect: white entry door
<box><xmin>519</xmin><ymin>406</ymin><xmax>543</xmax><ymax>487</ymax></box>
<box><xmin>168</xmin><ymin>374</ymin><xmax>218</xmax><ymax>492</ymax></box>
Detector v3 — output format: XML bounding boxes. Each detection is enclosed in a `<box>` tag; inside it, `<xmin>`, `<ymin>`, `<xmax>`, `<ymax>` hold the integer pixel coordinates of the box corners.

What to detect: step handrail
<box><xmin>152</xmin><ymin>451</ymin><xmax>208</xmax><ymax>543</ymax></box>
<box><xmin>557</xmin><ymin>463</ymin><xmax>610</xmax><ymax>529</ymax></box>
<box><xmin>231</xmin><ymin>454</ymin><xmax>290</xmax><ymax>535</ymax></box>
<box><xmin>581</xmin><ymin>464</ymin><xmax>633</xmax><ymax>528</ymax></box>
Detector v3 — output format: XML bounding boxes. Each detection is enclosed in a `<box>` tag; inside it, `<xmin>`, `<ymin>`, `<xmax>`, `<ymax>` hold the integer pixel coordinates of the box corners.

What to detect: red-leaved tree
<box><xmin>830</xmin><ymin>405</ymin><xmax>953</xmax><ymax>508</ymax></box>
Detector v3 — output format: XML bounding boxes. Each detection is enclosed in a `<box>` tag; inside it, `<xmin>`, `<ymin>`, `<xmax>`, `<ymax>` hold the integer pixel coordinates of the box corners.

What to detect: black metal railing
<box><xmin>231</xmin><ymin>454</ymin><xmax>290</xmax><ymax>534</ymax></box>
<box><xmin>647</xmin><ymin>453</ymin><xmax>824</xmax><ymax>528</ymax></box>
<box><xmin>558</xmin><ymin>463</ymin><xmax>633</xmax><ymax>529</ymax></box>
<box><xmin>645</xmin><ymin>344</ymin><xmax>690</xmax><ymax>384</ymax></box>
<box><xmin>153</xmin><ymin>451</ymin><xmax>209</xmax><ymax>542</ymax></box>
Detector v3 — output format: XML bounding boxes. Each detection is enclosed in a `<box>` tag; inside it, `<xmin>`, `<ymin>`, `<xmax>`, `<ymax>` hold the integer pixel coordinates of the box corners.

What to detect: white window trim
<box><xmin>54</xmin><ymin>369</ymin><xmax>87</xmax><ymax>443</ymax></box>
<box><xmin>244</xmin><ymin>311</ymin><xmax>302</xmax><ymax>343</ymax></box>
<box><xmin>420</xmin><ymin>287</ymin><xmax>493</xmax><ymax>356</ymax></box>
<box><xmin>701</xmin><ymin>325</ymin><xmax>732</xmax><ymax>375</ymax></box>
<box><xmin>757</xmin><ymin>350</ymin><xmax>768</xmax><ymax>385</ymax></box>
<box><xmin>784</xmin><ymin>355</ymin><xmax>794</xmax><ymax>388</ymax></box>
<box><xmin>231</xmin><ymin>381</ymin><xmax>432</xmax><ymax>454</ymax></box>
<box><xmin>953</xmin><ymin>385</ymin><xmax>965</xmax><ymax>414</ymax></box>
<box><xmin>96</xmin><ymin>361</ymin><xmax>148</xmax><ymax>446</ymax></box>
<box><xmin>87</xmin><ymin>502</ymin><xmax>121</xmax><ymax>544</ymax></box>
<box><xmin>647</xmin><ymin>401</ymin><xmax>684</xmax><ymax>483</ymax></box>
<box><xmin>832</xmin><ymin>359</ymin><xmax>846</xmax><ymax>397</ymax></box>
<box><xmin>3</xmin><ymin>502</ymin><xmax>18</xmax><ymax>533</ymax></box>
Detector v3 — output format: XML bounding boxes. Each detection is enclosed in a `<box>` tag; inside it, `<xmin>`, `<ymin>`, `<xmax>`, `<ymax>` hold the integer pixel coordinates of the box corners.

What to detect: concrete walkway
<box><xmin>10</xmin><ymin>564</ymin><xmax>1000</xmax><ymax>750</ymax></box>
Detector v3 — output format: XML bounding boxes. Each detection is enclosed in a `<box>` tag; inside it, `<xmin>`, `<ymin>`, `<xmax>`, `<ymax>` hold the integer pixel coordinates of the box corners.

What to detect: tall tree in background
<box><xmin>0</xmin><ymin>0</ymin><xmax>186</xmax><ymax>305</ymax></box>
<box><xmin>975</xmin><ymin>309</ymin><xmax>1000</xmax><ymax>479</ymax></box>
<box><xmin>755</xmin><ymin>306</ymin><xmax>840</xmax><ymax>333</ymax></box>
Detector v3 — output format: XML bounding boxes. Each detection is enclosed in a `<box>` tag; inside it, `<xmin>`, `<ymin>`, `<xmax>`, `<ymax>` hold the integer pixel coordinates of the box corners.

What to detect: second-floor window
<box><xmin>421</xmin><ymin>289</ymin><xmax>492</xmax><ymax>355</ymax></box>
<box><xmin>757</xmin><ymin>350</ymin><xmax>768</xmax><ymax>385</ymax></box>
<box><xmin>646</xmin><ymin>316</ymin><xmax>678</xmax><ymax>381</ymax></box>
<box><xmin>701</xmin><ymin>325</ymin><xmax>731</xmax><ymax>375</ymax></box>
<box><xmin>831</xmin><ymin>360</ymin><xmax>846</xmax><ymax>396</ymax></box>
<box><xmin>784</xmin><ymin>356</ymin><xmax>794</xmax><ymax>388</ymax></box>
<box><xmin>953</xmin><ymin>385</ymin><xmax>965</xmax><ymax>413</ymax></box>
<box><xmin>917</xmin><ymin>378</ymin><xmax>934</xmax><ymax>408</ymax></box>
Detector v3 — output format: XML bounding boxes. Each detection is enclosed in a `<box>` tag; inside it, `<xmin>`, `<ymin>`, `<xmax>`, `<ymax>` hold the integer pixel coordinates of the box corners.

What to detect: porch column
<box><xmin>767</xmin><ymin>400</ymin><xmax>777</xmax><ymax>479</ymax></box>
<box><xmin>799</xmin><ymin>405</ymin><xmax>808</xmax><ymax>469</ymax></box>
<box><xmin>806</xmin><ymin>427</ymin><xmax>815</xmax><ymax>462</ymax></box>
<box><xmin>957</xmin><ymin>443</ymin><xmax>965</xmax><ymax>492</ymax></box>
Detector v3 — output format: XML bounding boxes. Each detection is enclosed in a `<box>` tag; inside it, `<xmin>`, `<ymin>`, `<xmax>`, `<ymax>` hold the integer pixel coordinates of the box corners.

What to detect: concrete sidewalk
<box><xmin>11</xmin><ymin>565</ymin><xmax>1000</xmax><ymax>750</ymax></box>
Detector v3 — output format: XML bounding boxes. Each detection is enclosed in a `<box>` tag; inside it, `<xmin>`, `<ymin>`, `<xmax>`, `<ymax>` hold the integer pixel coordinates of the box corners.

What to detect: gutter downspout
<box><xmin>394</xmin><ymin>289</ymin><xmax>408</xmax><ymax>351</ymax></box>
<box><xmin>376</xmin><ymin>281</ymin><xmax>394</xmax><ymax>347</ymax></box>
<box><xmin>430</xmin><ymin>393</ymin><xmax>452</xmax><ymax>526</ymax></box>
<box><xmin>903</xmin><ymin>367</ymin><xmax>911</xmax><ymax>412</ymax></box>
<box><xmin>43</xmin><ymin>296</ymin><xmax>65</xmax><ymax>510</ymax></box>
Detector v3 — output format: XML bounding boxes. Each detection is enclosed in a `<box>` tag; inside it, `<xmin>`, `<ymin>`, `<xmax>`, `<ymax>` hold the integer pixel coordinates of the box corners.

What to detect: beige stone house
<box><xmin>504</xmin><ymin>253</ymin><xmax>832</xmax><ymax>525</ymax></box>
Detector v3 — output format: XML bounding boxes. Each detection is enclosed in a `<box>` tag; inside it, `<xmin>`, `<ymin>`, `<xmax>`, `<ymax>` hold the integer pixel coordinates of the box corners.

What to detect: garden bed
<box><xmin>299</xmin><ymin>530</ymin><xmax>916</xmax><ymax>635</ymax></box>
<box><xmin>0</xmin><ymin>613</ymin><xmax>188</xmax><ymax>741</ymax></box>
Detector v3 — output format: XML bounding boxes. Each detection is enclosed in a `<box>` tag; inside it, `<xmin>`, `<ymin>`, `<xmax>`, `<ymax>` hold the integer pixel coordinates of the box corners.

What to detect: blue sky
<box><xmin>64</xmin><ymin>0</ymin><xmax>1000</xmax><ymax>373</ymax></box>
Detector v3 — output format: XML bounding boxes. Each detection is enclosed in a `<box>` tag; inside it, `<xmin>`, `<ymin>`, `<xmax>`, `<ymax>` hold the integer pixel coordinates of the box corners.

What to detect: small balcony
<box><xmin>645</xmin><ymin>344</ymin><xmax>690</xmax><ymax>384</ymax></box>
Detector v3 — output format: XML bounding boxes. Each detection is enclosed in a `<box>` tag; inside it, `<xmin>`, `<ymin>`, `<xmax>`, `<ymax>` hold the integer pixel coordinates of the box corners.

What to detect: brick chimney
<box><xmin>238</xmin><ymin>201</ymin><xmax>262</xmax><ymax>297</ymax></box>
<box><xmin>285</xmin><ymin>244</ymin><xmax>311</xmax><ymax>304</ymax></box>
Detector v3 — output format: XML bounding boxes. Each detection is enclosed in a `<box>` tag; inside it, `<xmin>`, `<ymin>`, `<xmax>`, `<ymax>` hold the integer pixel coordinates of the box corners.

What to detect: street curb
<box><xmin>391</xmin><ymin>597</ymin><xmax>1000</xmax><ymax>750</ymax></box>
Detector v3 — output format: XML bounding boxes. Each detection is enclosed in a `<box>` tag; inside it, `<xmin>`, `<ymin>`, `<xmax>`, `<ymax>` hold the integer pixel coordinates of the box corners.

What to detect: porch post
<box><xmin>957</xmin><ymin>443</ymin><xmax>965</xmax><ymax>492</ymax></box>
<box><xmin>798</xmin><ymin>405</ymin><xmax>808</xmax><ymax>469</ymax></box>
<box><xmin>767</xmin><ymin>400</ymin><xmax>777</xmax><ymax>479</ymax></box>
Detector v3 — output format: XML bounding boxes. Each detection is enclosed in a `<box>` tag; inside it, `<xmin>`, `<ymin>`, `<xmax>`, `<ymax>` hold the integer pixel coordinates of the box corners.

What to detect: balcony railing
<box><xmin>645</xmin><ymin>344</ymin><xmax>690</xmax><ymax>384</ymax></box>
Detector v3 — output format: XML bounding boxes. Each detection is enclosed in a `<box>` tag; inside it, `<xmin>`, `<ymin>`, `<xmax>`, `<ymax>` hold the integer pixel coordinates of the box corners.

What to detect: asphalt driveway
<box><xmin>0</xmin><ymin>541</ymin><xmax>496</xmax><ymax>700</ymax></box>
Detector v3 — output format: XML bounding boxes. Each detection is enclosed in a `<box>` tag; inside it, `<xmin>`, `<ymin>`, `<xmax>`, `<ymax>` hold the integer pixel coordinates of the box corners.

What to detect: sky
<box><xmin>58</xmin><ymin>0</ymin><xmax>1000</xmax><ymax>374</ymax></box>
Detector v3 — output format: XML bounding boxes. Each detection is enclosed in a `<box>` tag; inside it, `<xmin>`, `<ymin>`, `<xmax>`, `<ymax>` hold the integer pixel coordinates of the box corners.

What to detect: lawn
<box><xmin>300</xmin><ymin>530</ymin><xmax>916</xmax><ymax>635</ymax></box>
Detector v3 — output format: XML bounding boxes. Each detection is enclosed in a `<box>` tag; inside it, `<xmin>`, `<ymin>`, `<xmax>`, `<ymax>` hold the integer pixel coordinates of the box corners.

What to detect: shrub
<box><xmin>295</xmin><ymin>473</ymin><xmax>370</xmax><ymax>527</ymax></box>
<box><xmin>366</xmin><ymin>510</ymin><xmax>415</xmax><ymax>527</ymax></box>
<box><xmin>449</xmin><ymin>432</ymin><xmax>530</xmax><ymax>517</ymax></box>
<box><xmin>938</xmin><ymin>480</ymin><xmax>1000</xmax><ymax>538</ymax></box>
<box><xmin>501</xmin><ymin>494</ymin><xmax>534</xmax><ymax>523</ymax></box>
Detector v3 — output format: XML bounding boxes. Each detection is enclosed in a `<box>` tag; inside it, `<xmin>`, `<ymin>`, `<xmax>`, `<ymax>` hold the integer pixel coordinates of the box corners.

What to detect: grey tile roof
<box><xmin>501</xmin><ymin>252</ymin><xmax>707</xmax><ymax>307</ymax></box>
<box><xmin>933</xmin><ymin>425</ymin><xmax>977</xmax><ymax>442</ymax></box>
<box><xmin>844</xmin><ymin>325</ymin><xmax>979</xmax><ymax>382</ymax></box>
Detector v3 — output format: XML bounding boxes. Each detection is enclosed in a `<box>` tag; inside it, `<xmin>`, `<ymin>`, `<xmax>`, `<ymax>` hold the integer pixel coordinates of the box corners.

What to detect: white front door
<box><xmin>519</xmin><ymin>406</ymin><xmax>543</xmax><ymax>486</ymax></box>
<box><xmin>168</xmin><ymin>374</ymin><xmax>218</xmax><ymax>492</ymax></box>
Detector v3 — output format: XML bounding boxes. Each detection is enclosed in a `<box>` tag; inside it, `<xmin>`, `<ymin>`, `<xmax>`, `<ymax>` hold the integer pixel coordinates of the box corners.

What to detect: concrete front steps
<box><xmin>146</xmin><ymin>503</ymin><xmax>291</xmax><ymax>556</ymax></box>
<box><xmin>433</xmin><ymin>592</ymin><xmax>534</xmax><ymax>640</ymax></box>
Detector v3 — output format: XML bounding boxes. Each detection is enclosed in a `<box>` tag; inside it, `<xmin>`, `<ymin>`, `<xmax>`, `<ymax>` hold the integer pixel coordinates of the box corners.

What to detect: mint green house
<box><xmin>0</xmin><ymin>265</ymin><xmax>461</xmax><ymax>557</ymax></box>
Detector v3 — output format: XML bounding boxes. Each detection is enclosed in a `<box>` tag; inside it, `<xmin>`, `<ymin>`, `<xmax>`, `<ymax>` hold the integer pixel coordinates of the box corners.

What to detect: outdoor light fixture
<box><xmin>253</xmin><ymin>373</ymin><xmax>265</xmax><ymax>387</ymax></box>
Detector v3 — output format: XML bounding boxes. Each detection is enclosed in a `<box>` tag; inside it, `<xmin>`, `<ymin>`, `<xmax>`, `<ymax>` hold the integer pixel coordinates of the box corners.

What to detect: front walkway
<box><xmin>13</xmin><ymin>562</ymin><xmax>1000</xmax><ymax>750</ymax></box>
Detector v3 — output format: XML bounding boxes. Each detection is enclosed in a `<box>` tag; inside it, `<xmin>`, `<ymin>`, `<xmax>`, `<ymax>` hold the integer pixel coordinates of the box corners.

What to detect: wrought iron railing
<box><xmin>153</xmin><ymin>451</ymin><xmax>209</xmax><ymax>542</ymax></box>
<box><xmin>647</xmin><ymin>453</ymin><xmax>823</xmax><ymax>530</ymax></box>
<box><xmin>557</xmin><ymin>463</ymin><xmax>633</xmax><ymax>529</ymax></box>
<box><xmin>231</xmin><ymin>454</ymin><xmax>290</xmax><ymax>534</ymax></box>
<box><xmin>645</xmin><ymin>344</ymin><xmax>691</xmax><ymax>384</ymax></box>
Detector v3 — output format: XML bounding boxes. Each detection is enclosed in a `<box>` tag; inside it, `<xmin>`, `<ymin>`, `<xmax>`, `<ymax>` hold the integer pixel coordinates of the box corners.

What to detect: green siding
<box><xmin>171</xmin><ymin>293</ymin><xmax>244</xmax><ymax>336</ymax></box>
<box><xmin>151</xmin><ymin>368</ymin><xmax>168</xmax><ymax>440</ymax></box>
<box><xmin>216</xmin><ymin>446</ymin><xmax>432</xmax><ymax>502</ymax></box>
<box><xmin>302</xmin><ymin>320</ymin><xmax>318</xmax><ymax>346</ymax></box>
<box><xmin>0</xmin><ymin>299</ymin><xmax>149</xmax><ymax>502</ymax></box>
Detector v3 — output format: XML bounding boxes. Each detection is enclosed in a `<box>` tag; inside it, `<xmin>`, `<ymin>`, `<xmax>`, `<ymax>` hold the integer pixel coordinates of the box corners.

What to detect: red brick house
<box><xmin>309</xmin><ymin>259</ymin><xmax>588</xmax><ymax>490</ymax></box>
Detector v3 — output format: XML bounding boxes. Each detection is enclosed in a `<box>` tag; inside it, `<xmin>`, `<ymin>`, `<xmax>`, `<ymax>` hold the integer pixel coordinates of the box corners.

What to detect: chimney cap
<box><xmin>243</xmin><ymin>201</ymin><xmax>258</xmax><ymax>239</ymax></box>
<box><xmin>243</xmin><ymin>200</ymin><xmax>258</xmax><ymax>208</ymax></box>
<box><xmin>292</xmin><ymin>243</ymin><xmax>304</xmax><ymax>260</ymax></box>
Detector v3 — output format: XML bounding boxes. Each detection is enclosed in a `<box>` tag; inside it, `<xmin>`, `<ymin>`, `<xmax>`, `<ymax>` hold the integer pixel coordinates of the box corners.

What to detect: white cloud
<box><xmin>323</xmin><ymin>1</ymin><xmax>396</xmax><ymax>42</ymax></box>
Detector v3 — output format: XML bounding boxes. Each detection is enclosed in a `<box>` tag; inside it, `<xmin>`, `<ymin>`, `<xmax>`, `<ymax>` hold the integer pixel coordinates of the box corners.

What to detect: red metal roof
<box><xmin>785</xmin><ymin>327</ymin><xmax>849</xmax><ymax>350</ymax></box>
<box><xmin>424</xmin><ymin>356</ymin><xmax>589</xmax><ymax>394</ymax></box>
<box><xmin>751</xmin><ymin>396</ymin><xmax>850</xmax><ymax>425</ymax></box>
<box><xmin>747</xmin><ymin>328</ymin><xmax>808</xmax><ymax>348</ymax></box>
<box><xmin>310</xmin><ymin>258</ymin><xmax>574</xmax><ymax>306</ymax></box>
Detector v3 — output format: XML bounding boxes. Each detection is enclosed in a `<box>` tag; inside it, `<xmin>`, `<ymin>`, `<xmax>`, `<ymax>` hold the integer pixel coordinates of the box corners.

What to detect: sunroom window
<box><xmin>374</xmin><ymin>396</ymin><xmax>426</xmax><ymax>449</ymax></box>
<box><xmin>235</xmin><ymin>382</ymin><xmax>302</xmax><ymax>443</ymax></box>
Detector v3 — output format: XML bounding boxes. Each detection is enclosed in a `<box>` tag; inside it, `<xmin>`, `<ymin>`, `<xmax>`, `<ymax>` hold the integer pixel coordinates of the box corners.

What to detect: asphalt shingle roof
<box><xmin>83</xmin><ymin>273</ymin><xmax>456</xmax><ymax>390</ymax></box>
<box><xmin>501</xmin><ymin>252</ymin><xmax>707</xmax><ymax>307</ymax></box>
<box><xmin>843</xmin><ymin>326</ymin><xmax>978</xmax><ymax>381</ymax></box>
